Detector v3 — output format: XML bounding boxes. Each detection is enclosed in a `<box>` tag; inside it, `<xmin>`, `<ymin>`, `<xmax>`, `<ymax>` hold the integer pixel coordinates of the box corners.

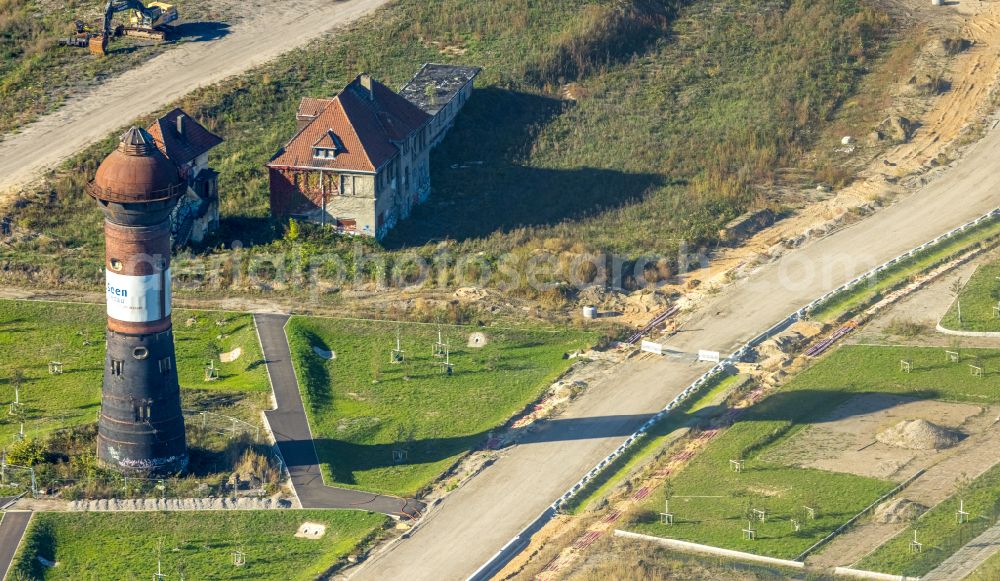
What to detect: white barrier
<box><xmin>833</xmin><ymin>567</ymin><xmax>918</xmax><ymax>580</ymax></box>
<box><xmin>467</xmin><ymin>208</ymin><xmax>1000</xmax><ymax>581</ymax></box>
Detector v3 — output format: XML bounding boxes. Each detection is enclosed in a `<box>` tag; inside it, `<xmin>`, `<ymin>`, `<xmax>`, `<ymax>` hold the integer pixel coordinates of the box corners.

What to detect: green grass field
<box><xmin>10</xmin><ymin>510</ymin><xmax>386</xmax><ymax>580</ymax></box>
<box><xmin>940</xmin><ymin>260</ymin><xmax>1000</xmax><ymax>332</ymax></box>
<box><xmin>286</xmin><ymin>316</ymin><xmax>597</xmax><ymax>497</ymax></box>
<box><xmin>857</xmin><ymin>463</ymin><xmax>1000</xmax><ymax>576</ymax></box>
<box><xmin>811</xmin><ymin>217</ymin><xmax>1000</xmax><ymax>323</ymax></box>
<box><xmin>0</xmin><ymin>299</ymin><xmax>271</xmax><ymax>442</ymax></box>
<box><xmin>626</xmin><ymin>343</ymin><xmax>1000</xmax><ymax>558</ymax></box>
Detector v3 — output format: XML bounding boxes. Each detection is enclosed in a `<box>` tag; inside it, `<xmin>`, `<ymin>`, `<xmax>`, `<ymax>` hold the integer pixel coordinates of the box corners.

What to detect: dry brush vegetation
<box><xmin>1</xmin><ymin>0</ymin><xmax>894</xmax><ymax>304</ymax></box>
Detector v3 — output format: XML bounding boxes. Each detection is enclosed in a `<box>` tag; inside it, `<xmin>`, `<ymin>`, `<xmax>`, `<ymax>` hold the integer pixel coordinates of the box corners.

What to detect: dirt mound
<box><xmin>876</xmin><ymin>419</ymin><xmax>962</xmax><ymax>450</ymax></box>
<box><xmin>873</xmin><ymin>497</ymin><xmax>927</xmax><ymax>524</ymax></box>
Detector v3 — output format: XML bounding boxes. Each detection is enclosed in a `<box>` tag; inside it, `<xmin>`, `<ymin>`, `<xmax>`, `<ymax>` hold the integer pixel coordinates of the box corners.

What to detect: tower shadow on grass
<box><xmin>382</xmin><ymin>88</ymin><xmax>665</xmax><ymax>248</ymax></box>
<box><xmin>285</xmin><ymin>388</ymin><xmax>944</xmax><ymax>488</ymax></box>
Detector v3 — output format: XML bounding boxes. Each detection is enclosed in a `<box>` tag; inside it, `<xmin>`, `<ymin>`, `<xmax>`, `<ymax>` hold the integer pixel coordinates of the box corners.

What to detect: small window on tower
<box><xmin>133</xmin><ymin>347</ymin><xmax>149</xmax><ymax>360</ymax></box>
<box><xmin>158</xmin><ymin>357</ymin><xmax>172</xmax><ymax>374</ymax></box>
<box><xmin>110</xmin><ymin>259</ymin><xmax>123</xmax><ymax>272</ymax></box>
<box><xmin>110</xmin><ymin>359</ymin><xmax>124</xmax><ymax>377</ymax></box>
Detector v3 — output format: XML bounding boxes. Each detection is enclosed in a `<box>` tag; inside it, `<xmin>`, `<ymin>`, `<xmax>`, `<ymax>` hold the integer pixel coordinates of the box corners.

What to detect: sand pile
<box><xmin>873</xmin><ymin>497</ymin><xmax>927</xmax><ymax>524</ymax></box>
<box><xmin>876</xmin><ymin>419</ymin><xmax>962</xmax><ymax>450</ymax></box>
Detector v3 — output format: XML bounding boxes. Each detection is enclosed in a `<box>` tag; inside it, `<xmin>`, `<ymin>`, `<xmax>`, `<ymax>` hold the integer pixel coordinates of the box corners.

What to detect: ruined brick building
<box><xmin>147</xmin><ymin>108</ymin><xmax>223</xmax><ymax>247</ymax></box>
<box><xmin>266</xmin><ymin>64</ymin><xmax>480</xmax><ymax>239</ymax></box>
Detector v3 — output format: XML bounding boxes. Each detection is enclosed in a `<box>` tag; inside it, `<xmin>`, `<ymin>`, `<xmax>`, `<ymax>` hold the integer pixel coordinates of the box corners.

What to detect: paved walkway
<box><xmin>923</xmin><ymin>521</ymin><xmax>1000</xmax><ymax>580</ymax></box>
<box><xmin>254</xmin><ymin>314</ymin><xmax>423</xmax><ymax>518</ymax></box>
<box><xmin>0</xmin><ymin>511</ymin><xmax>31</xmax><ymax>580</ymax></box>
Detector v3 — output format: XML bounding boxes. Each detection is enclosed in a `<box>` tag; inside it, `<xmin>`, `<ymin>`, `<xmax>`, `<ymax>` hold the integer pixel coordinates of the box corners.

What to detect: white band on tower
<box><xmin>105</xmin><ymin>269</ymin><xmax>172</xmax><ymax>322</ymax></box>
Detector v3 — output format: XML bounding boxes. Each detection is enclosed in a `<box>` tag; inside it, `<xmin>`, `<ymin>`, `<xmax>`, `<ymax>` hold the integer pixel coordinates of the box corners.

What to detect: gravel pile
<box><xmin>876</xmin><ymin>419</ymin><xmax>962</xmax><ymax>450</ymax></box>
<box><xmin>873</xmin><ymin>497</ymin><xmax>928</xmax><ymax>524</ymax></box>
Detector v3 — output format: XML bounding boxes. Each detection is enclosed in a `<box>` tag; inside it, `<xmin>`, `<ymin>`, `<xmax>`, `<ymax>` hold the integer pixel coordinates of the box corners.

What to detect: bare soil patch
<box><xmin>762</xmin><ymin>393</ymin><xmax>989</xmax><ymax>481</ymax></box>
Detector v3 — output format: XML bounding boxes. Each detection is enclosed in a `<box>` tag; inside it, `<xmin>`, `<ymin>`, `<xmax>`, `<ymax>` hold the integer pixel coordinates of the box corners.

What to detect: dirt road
<box><xmin>348</xmin><ymin>112</ymin><xmax>1000</xmax><ymax>580</ymax></box>
<box><xmin>0</xmin><ymin>0</ymin><xmax>388</xmax><ymax>197</ymax></box>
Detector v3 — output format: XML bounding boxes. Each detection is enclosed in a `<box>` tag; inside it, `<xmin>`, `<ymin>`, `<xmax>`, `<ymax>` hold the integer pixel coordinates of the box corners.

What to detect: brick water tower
<box><xmin>87</xmin><ymin>127</ymin><xmax>188</xmax><ymax>474</ymax></box>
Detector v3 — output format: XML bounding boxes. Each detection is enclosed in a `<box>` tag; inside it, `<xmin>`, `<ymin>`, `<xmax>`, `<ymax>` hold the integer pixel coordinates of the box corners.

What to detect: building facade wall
<box><xmin>269</xmin><ymin>167</ymin><xmax>379</xmax><ymax>235</ymax></box>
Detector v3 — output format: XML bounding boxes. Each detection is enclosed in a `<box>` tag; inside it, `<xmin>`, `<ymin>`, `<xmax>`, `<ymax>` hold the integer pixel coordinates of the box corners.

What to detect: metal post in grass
<box><xmin>154</xmin><ymin>539</ymin><xmax>167</xmax><ymax>580</ymax></box>
<box><xmin>730</xmin><ymin>459</ymin><xmax>744</xmax><ymax>473</ymax></box>
<box><xmin>791</xmin><ymin>519</ymin><xmax>801</xmax><ymax>532</ymax></box>
<box><xmin>804</xmin><ymin>506</ymin><xmax>816</xmax><ymax>520</ymax></box>
<box><xmin>742</xmin><ymin>520</ymin><xmax>756</xmax><ymax>540</ymax></box>
<box><xmin>946</xmin><ymin>350</ymin><xmax>960</xmax><ymax>363</ymax></box>
<box><xmin>909</xmin><ymin>531</ymin><xmax>922</xmax><ymax>554</ymax></box>
<box><xmin>391</xmin><ymin>329</ymin><xmax>405</xmax><ymax>364</ymax></box>
<box><xmin>900</xmin><ymin>359</ymin><xmax>913</xmax><ymax>373</ymax></box>
<box><xmin>957</xmin><ymin>498</ymin><xmax>970</xmax><ymax>524</ymax></box>
<box><xmin>970</xmin><ymin>363</ymin><xmax>985</xmax><ymax>378</ymax></box>
<box><xmin>205</xmin><ymin>360</ymin><xmax>219</xmax><ymax>381</ymax></box>
<box><xmin>660</xmin><ymin>498</ymin><xmax>674</xmax><ymax>525</ymax></box>
<box><xmin>8</xmin><ymin>383</ymin><xmax>22</xmax><ymax>418</ymax></box>
<box><xmin>441</xmin><ymin>348</ymin><xmax>454</xmax><ymax>376</ymax></box>
<box><xmin>233</xmin><ymin>549</ymin><xmax>246</xmax><ymax>567</ymax></box>
<box><xmin>433</xmin><ymin>329</ymin><xmax>448</xmax><ymax>358</ymax></box>
<box><xmin>752</xmin><ymin>508</ymin><xmax>766</xmax><ymax>522</ymax></box>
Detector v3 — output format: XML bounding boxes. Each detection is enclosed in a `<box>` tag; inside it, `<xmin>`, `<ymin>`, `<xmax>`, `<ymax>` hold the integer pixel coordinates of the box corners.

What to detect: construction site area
<box><xmin>5</xmin><ymin>0</ymin><xmax>1000</xmax><ymax>578</ymax></box>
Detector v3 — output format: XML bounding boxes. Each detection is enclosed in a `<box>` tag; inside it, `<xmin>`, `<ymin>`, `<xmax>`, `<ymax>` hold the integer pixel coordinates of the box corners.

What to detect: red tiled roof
<box><xmin>147</xmin><ymin>108</ymin><xmax>223</xmax><ymax>166</ymax></box>
<box><xmin>268</xmin><ymin>74</ymin><xmax>430</xmax><ymax>173</ymax></box>
<box><xmin>297</xmin><ymin>97</ymin><xmax>333</xmax><ymax>121</ymax></box>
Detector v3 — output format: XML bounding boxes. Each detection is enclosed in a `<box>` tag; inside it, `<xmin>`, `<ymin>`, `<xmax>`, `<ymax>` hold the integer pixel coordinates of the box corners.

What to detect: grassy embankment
<box><xmin>810</xmin><ymin>217</ymin><xmax>1000</xmax><ymax>323</ymax></box>
<box><xmin>940</xmin><ymin>259</ymin><xmax>1000</xmax><ymax>332</ymax></box>
<box><xmin>286</xmin><ymin>316</ymin><xmax>597</xmax><ymax>497</ymax></box>
<box><xmin>10</xmin><ymin>510</ymin><xmax>386</xmax><ymax>580</ymax></box>
<box><xmin>626</xmin><ymin>343</ymin><xmax>1000</xmax><ymax>558</ymax></box>
<box><xmin>0</xmin><ymin>0</ymin><xmax>232</xmax><ymax>135</ymax></box>
<box><xmin>2</xmin><ymin>0</ymin><xmax>892</xmax><ymax>302</ymax></box>
<box><xmin>0</xmin><ymin>299</ymin><xmax>271</xmax><ymax>441</ymax></box>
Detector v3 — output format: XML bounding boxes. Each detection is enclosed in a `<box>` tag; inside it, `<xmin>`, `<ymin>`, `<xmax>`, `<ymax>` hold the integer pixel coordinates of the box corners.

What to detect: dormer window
<box><xmin>312</xmin><ymin>129</ymin><xmax>343</xmax><ymax>160</ymax></box>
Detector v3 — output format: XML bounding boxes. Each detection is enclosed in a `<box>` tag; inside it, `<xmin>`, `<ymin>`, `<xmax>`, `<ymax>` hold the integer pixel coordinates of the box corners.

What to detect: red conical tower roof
<box><xmin>88</xmin><ymin>127</ymin><xmax>184</xmax><ymax>204</ymax></box>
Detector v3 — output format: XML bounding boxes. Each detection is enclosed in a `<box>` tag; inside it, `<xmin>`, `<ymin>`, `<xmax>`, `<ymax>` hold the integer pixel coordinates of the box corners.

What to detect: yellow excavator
<box><xmin>59</xmin><ymin>0</ymin><xmax>178</xmax><ymax>56</ymax></box>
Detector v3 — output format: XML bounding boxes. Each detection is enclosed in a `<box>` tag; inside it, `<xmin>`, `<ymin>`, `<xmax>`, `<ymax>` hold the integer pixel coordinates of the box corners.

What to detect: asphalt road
<box><xmin>0</xmin><ymin>0</ymin><xmax>389</xmax><ymax>197</ymax></box>
<box><xmin>0</xmin><ymin>511</ymin><xmax>31</xmax><ymax>579</ymax></box>
<box><xmin>255</xmin><ymin>314</ymin><xmax>424</xmax><ymax>518</ymax></box>
<box><xmin>349</xmin><ymin>123</ymin><xmax>1000</xmax><ymax>579</ymax></box>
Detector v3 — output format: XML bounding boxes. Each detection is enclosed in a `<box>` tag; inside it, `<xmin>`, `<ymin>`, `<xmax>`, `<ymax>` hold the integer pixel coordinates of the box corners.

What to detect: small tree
<box><xmin>951</xmin><ymin>277</ymin><xmax>964</xmax><ymax>328</ymax></box>
<box><xmin>286</xmin><ymin>218</ymin><xmax>300</xmax><ymax>242</ymax></box>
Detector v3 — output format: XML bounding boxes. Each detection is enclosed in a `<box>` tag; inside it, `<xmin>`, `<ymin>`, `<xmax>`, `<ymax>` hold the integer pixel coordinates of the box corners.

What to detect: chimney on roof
<box><xmin>359</xmin><ymin>73</ymin><xmax>374</xmax><ymax>100</ymax></box>
<box><xmin>176</xmin><ymin>113</ymin><xmax>185</xmax><ymax>137</ymax></box>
